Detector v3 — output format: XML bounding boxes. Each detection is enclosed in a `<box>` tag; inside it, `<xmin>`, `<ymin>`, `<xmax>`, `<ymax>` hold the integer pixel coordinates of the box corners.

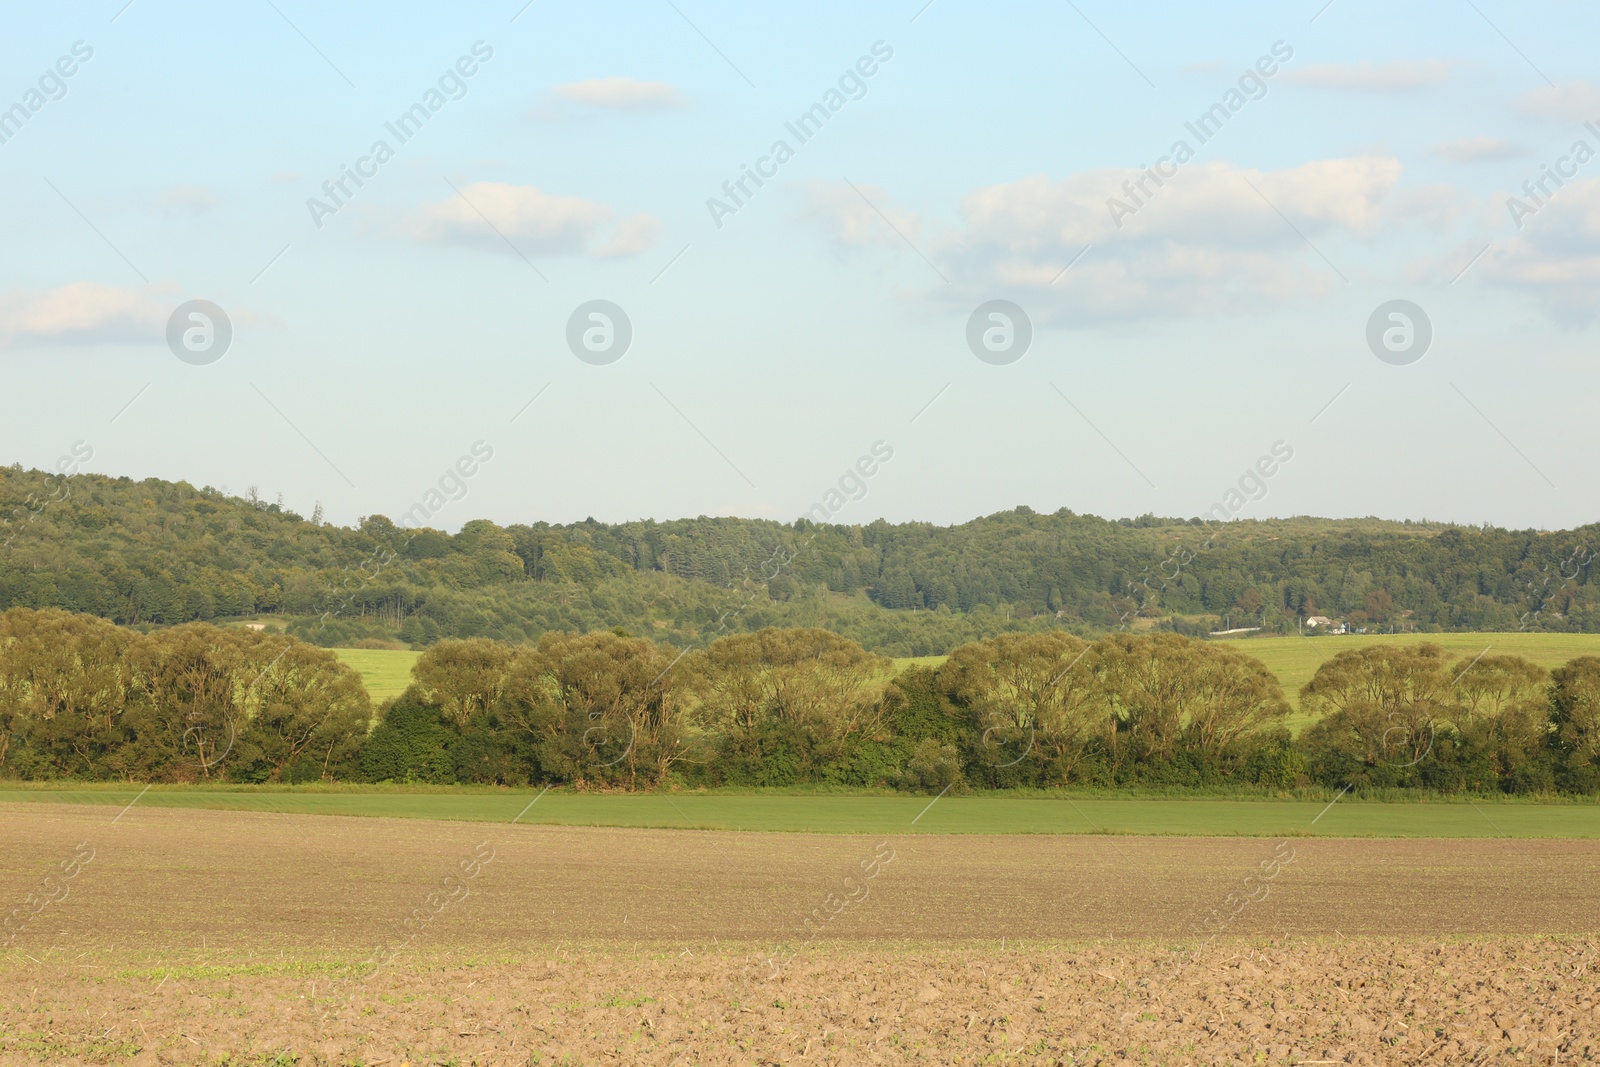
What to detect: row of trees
<box><xmin>1299</xmin><ymin>643</ymin><xmax>1600</xmax><ymax>793</ymax></box>
<box><xmin>5</xmin><ymin>607</ymin><xmax>1598</xmax><ymax>794</ymax></box>
<box><xmin>382</xmin><ymin>629</ymin><xmax>1600</xmax><ymax>794</ymax></box>
<box><xmin>0</xmin><ymin>610</ymin><xmax>369</xmax><ymax>782</ymax></box>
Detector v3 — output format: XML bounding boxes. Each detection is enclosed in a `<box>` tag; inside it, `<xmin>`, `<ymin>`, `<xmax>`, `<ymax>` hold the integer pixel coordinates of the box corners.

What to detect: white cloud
<box><xmin>0</xmin><ymin>283</ymin><xmax>166</xmax><ymax>347</ymax></box>
<box><xmin>800</xmin><ymin>181</ymin><xmax>922</xmax><ymax>249</ymax></box>
<box><xmin>553</xmin><ymin>77</ymin><xmax>685</xmax><ymax>111</ymax></box>
<box><xmin>157</xmin><ymin>185</ymin><xmax>218</xmax><ymax>215</ymax></box>
<box><xmin>1516</xmin><ymin>80</ymin><xmax>1600</xmax><ymax>124</ymax></box>
<box><xmin>922</xmin><ymin>157</ymin><xmax>1402</xmax><ymax>322</ymax></box>
<box><xmin>1432</xmin><ymin>136</ymin><xmax>1525</xmax><ymax>163</ymax></box>
<box><xmin>408</xmin><ymin>182</ymin><xmax>659</xmax><ymax>258</ymax></box>
<box><xmin>1478</xmin><ymin>178</ymin><xmax>1600</xmax><ymax>326</ymax></box>
<box><xmin>596</xmin><ymin>213</ymin><xmax>663</xmax><ymax>258</ymax></box>
<box><xmin>1282</xmin><ymin>60</ymin><xmax>1452</xmax><ymax>92</ymax></box>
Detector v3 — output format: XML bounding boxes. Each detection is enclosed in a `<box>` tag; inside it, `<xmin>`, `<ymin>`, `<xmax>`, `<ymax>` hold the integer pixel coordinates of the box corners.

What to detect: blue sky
<box><xmin>3</xmin><ymin>0</ymin><xmax>1598</xmax><ymax>532</ymax></box>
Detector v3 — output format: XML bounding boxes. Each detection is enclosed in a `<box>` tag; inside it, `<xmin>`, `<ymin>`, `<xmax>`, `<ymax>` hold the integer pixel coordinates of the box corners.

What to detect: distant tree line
<box><xmin>1</xmin><ymin>465</ymin><xmax>1596</xmax><ymax>657</ymax></box>
<box><xmin>3</xmin><ymin>608</ymin><xmax>1598</xmax><ymax>796</ymax></box>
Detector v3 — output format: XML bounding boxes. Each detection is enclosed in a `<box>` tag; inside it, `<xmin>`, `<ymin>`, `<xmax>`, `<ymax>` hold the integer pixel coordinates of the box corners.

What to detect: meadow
<box><xmin>1217</xmin><ymin>631</ymin><xmax>1600</xmax><ymax>720</ymax></box>
<box><xmin>4</xmin><ymin>784</ymin><xmax>1598</xmax><ymax>837</ymax></box>
<box><xmin>331</xmin><ymin>646</ymin><xmax>418</xmax><ymax>703</ymax></box>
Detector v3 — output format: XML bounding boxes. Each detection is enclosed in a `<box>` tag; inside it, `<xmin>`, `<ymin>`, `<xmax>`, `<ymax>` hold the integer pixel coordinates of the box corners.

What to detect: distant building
<box><xmin>245</xmin><ymin>623</ymin><xmax>266</xmax><ymax>631</ymax></box>
<box><xmin>1305</xmin><ymin>615</ymin><xmax>1333</xmax><ymax>629</ymax></box>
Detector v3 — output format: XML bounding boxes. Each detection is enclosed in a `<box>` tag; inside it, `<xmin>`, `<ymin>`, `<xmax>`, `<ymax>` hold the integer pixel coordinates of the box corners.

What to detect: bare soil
<box><xmin>0</xmin><ymin>803</ymin><xmax>1596</xmax><ymax>1064</ymax></box>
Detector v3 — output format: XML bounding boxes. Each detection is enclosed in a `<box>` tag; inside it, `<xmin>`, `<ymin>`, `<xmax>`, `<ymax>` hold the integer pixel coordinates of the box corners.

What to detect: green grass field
<box><xmin>1218</xmin><ymin>633</ymin><xmax>1600</xmax><ymax>729</ymax></box>
<box><xmin>2</xmin><ymin>785</ymin><xmax>1597</xmax><ymax>837</ymax></box>
<box><xmin>332</xmin><ymin>648</ymin><xmax>419</xmax><ymax>703</ymax></box>
<box><xmin>892</xmin><ymin>655</ymin><xmax>948</xmax><ymax>671</ymax></box>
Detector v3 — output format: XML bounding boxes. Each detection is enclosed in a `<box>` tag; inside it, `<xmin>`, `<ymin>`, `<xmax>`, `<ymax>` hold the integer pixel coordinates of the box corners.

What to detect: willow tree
<box><xmin>1449</xmin><ymin>653</ymin><xmax>1550</xmax><ymax>782</ymax></box>
<box><xmin>1093</xmin><ymin>633</ymin><xmax>1288</xmax><ymax>770</ymax></box>
<box><xmin>496</xmin><ymin>631</ymin><xmax>694</xmax><ymax>788</ymax></box>
<box><xmin>412</xmin><ymin>637</ymin><xmax>518</xmax><ymax>727</ymax></box>
<box><xmin>1298</xmin><ymin>642</ymin><xmax>1457</xmax><ymax>772</ymax></box>
<box><xmin>691</xmin><ymin>628</ymin><xmax>890</xmax><ymax>760</ymax></box>
<box><xmin>240</xmin><ymin>638</ymin><xmax>371</xmax><ymax>781</ymax></box>
<box><xmin>935</xmin><ymin>632</ymin><xmax>1099</xmax><ymax>782</ymax></box>
<box><xmin>123</xmin><ymin>624</ymin><xmax>256</xmax><ymax>779</ymax></box>
<box><xmin>0</xmin><ymin>608</ymin><xmax>131</xmax><ymax>777</ymax></box>
<box><xmin>1551</xmin><ymin>656</ymin><xmax>1600</xmax><ymax>791</ymax></box>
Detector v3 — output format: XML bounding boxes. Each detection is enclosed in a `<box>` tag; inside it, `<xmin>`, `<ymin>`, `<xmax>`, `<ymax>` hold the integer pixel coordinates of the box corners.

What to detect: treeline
<box><xmin>0</xmin><ymin>610</ymin><xmax>369</xmax><ymax>782</ymax></box>
<box><xmin>2</xmin><ymin>464</ymin><xmax>1597</xmax><ymax>656</ymax></box>
<box><xmin>4</xmin><ymin>608</ymin><xmax>1598</xmax><ymax>795</ymax></box>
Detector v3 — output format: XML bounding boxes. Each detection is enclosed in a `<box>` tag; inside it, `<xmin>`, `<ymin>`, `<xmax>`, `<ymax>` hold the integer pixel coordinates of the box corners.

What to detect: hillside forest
<box><xmin>1</xmin><ymin>465</ymin><xmax>1596</xmax><ymax>656</ymax></box>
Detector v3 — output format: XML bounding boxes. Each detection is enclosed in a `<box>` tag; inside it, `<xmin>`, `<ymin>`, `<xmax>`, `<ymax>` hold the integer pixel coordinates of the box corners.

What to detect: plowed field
<box><xmin>1</xmin><ymin>804</ymin><xmax>1595</xmax><ymax>1064</ymax></box>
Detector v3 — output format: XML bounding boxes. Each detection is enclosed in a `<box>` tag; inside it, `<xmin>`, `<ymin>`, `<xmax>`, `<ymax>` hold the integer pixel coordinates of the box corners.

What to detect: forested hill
<box><xmin>1</xmin><ymin>464</ymin><xmax>1596</xmax><ymax>655</ymax></box>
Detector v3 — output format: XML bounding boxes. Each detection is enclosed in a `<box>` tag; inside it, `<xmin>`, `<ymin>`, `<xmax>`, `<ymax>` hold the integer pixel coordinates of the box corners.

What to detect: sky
<box><xmin>2</xmin><ymin>0</ymin><xmax>1598</xmax><ymax>534</ymax></box>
